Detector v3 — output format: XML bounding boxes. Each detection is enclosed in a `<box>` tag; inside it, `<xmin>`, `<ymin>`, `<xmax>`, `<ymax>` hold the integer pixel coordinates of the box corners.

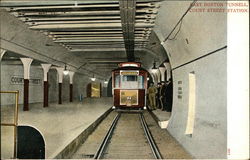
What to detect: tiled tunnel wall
<box><xmin>0</xmin><ymin>64</ymin><xmax>106</xmax><ymax>105</ymax></box>
<box><xmin>169</xmin><ymin>49</ymin><xmax>227</xmax><ymax>158</ymax></box>
<box><xmin>152</xmin><ymin>1</ymin><xmax>227</xmax><ymax>158</ymax></box>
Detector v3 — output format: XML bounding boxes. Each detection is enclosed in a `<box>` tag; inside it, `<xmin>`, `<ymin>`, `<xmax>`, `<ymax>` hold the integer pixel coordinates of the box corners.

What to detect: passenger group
<box><xmin>147</xmin><ymin>79</ymin><xmax>173</xmax><ymax>112</ymax></box>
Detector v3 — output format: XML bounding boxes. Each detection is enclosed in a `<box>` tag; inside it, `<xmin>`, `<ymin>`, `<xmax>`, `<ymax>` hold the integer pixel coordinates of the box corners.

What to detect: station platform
<box><xmin>150</xmin><ymin>109</ymin><xmax>171</xmax><ymax>129</ymax></box>
<box><xmin>1</xmin><ymin>97</ymin><xmax>112</xmax><ymax>159</ymax></box>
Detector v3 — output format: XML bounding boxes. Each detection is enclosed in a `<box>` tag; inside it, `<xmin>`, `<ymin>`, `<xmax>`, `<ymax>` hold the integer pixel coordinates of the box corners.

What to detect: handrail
<box><xmin>0</xmin><ymin>90</ymin><xmax>19</xmax><ymax>159</ymax></box>
<box><xmin>0</xmin><ymin>91</ymin><xmax>19</xmax><ymax>94</ymax></box>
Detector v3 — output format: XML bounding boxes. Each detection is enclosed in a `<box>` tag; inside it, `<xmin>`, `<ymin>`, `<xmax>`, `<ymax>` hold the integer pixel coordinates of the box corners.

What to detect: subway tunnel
<box><xmin>0</xmin><ymin>0</ymin><xmax>249</xmax><ymax>159</ymax></box>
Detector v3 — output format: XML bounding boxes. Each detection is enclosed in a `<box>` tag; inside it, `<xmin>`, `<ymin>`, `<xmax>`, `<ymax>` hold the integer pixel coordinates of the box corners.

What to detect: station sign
<box><xmin>10</xmin><ymin>76</ymin><xmax>42</xmax><ymax>85</ymax></box>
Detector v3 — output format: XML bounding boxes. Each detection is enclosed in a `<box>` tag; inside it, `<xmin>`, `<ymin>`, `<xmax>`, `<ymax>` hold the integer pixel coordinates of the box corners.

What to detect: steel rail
<box><xmin>140</xmin><ymin>113</ymin><xmax>162</xmax><ymax>159</ymax></box>
<box><xmin>93</xmin><ymin>113</ymin><xmax>121</xmax><ymax>159</ymax></box>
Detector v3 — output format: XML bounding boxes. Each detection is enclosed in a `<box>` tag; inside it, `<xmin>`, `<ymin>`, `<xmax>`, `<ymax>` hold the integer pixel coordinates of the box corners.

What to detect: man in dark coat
<box><xmin>156</xmin><ymin>82</ymin><xmax>161</xmax><ymax>109</ymax></box>
<box><xmin>159</xmin><ymin>81</ymin><xmax>166</xmax><ymax>110</ymax></box>
<box><xmin>165</xmin><ymin>79</ymin><xmax>173</xmax><ymax>112</ymax></box>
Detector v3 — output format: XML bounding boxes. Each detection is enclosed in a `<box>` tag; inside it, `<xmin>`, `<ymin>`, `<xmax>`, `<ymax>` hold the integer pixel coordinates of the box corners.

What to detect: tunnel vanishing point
<box><xmin>0</xmin><ymin>0</ymin><xmax>249</xmax><ymax>159</ymax></box>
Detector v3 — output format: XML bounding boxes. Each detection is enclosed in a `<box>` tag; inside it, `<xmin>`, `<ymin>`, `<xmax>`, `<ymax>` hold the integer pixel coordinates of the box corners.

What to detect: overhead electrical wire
<box><xmin>161</xmin><ymin>0</ymin><xmax>197</xmax><ymax>43</ymax></box>
<box><xmin>168</xmin><ymin>19</ymin><xmax>183</xmax><ymax>40</ymax></box>
<box><xmin>146</xmin><ymin>0</ymin><xmax>198</xmax><ymax>68</ymax></box>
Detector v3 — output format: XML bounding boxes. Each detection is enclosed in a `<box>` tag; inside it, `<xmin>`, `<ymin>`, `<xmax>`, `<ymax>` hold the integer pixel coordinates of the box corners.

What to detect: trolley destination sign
<box><xmin>120</xmin><ymin>71</ymin><xmax>139</xmax><ymax>75</ymax></box>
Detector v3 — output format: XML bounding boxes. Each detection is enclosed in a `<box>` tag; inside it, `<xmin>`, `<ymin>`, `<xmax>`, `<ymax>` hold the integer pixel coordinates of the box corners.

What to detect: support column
<box><xmin>148</xmin><ymin>70</ymin><xmax>155</xmax><ymax>85</ymax></box>
<box><xmin>164</xmin><ymin>62</ymin><xmax>171</xmax><ymax>81</ymax></box>
<box><xmin>159</xmin><ymin>66</ymin><xmax>166</xmax><ymax>82</ymax></box>
<box><xmin>69</xmin><ymin>72</ymin><xmax>75</xmax><ymax>102</ymax></box>
<box><xmin>155</xmin><ymin>69</ymin><xmax>161</xmax><ymax>83</ymax></box>
<box><xmin>0</xmin><ymin>48</ymin><xmax>6</xmax><ymax>61</ymax></box>
<box><xmin>56</xmin><ymin>67</ymin><xmax>64</xmax><ymax>104</ymax></box>
<box><xmin>20</xmin><ymin>58</ymin><xmax>33</xmax><ymax>111</ymax></box>
<box><xmin>59</xmin><ymin>83</ymin><xmax>62</xmax><ymax>104</ymax></box>
<box><xmin>41</xmin><ymin>64</ymin><xmax>51</xmax><ymax>107</ymax></box>
<box><xmin>149</xmin><ymin>70</ymin><xmax>157</xmax><ymax>85</ymax></box>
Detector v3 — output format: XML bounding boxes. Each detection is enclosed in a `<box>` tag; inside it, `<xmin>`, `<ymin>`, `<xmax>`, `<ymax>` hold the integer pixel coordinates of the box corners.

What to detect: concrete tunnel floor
<box><xmin>1</xmin><ymin>97</ymin><xmax>112</xmax><ymax>159</ymax></box>
<box><xmin>2</xmin><ymin>97</ymin><xmax>181</xmax><ymax>159</ymax></box>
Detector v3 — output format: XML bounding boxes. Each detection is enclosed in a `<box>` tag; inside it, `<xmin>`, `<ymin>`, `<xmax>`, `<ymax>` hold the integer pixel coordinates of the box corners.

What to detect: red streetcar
<box><xmin>112</xmin><ymin>62</ymin><xmax>148</xmax><ymax>110</ymax></box>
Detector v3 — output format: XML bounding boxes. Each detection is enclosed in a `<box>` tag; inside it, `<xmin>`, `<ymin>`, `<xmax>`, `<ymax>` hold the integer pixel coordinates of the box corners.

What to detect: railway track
<box><xmin>93</xmin><ymin>112</ymin><xmax>162</xmax><ymax>159</ymax></box>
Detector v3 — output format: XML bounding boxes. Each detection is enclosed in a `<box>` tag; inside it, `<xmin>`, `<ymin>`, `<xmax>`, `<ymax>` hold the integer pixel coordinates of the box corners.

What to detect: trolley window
<box><xmin>115</xmin><ymin>75</ymin><xmax>120</xmax><ymax>88</ymax></box>
<box><xmin>138</xmin><ymin>76</ymin><xmax>144</xmax><ymax>89</ymax></box>
<box><xmin>122</xmin><ymin>75</ymin><xmax>138</xmax><ymax>82</ymax></box>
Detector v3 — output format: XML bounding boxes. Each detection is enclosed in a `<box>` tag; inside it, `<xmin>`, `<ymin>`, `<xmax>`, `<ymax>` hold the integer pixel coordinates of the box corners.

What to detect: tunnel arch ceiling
<box><xmin>0</xmin><ymin>0</ymin><xmax>167</xmax><ymax>80</ymax></box>
<box><xmin>0</xmin><ymin>0</ymin><xmax>227</xmax><ymax>72</ymax></box>
<box><xmin>153</xmin><ymin>1</ymin><xmax>227</xmax><ymax>68</ymax></box>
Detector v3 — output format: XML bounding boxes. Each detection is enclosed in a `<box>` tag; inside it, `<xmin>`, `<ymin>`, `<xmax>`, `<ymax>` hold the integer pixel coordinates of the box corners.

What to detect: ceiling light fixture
<box><xmin>151</xmin><ymin>61</ymin><xmax>158</xmax><ymax>73</ymax></box>
<box><xmin>104</xmin><ymin>79</ymin><xmax>108</xmax><ymax>84</ymax></box>
<box><xmin>63</xmin><ymin>64</ymin><xmax>69</xmax><ymax>75</ymax></box>
<box><xmin>90</xmin><ymin>74</ymin><xmax>96</xmax><ymax>81</ymax></box>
